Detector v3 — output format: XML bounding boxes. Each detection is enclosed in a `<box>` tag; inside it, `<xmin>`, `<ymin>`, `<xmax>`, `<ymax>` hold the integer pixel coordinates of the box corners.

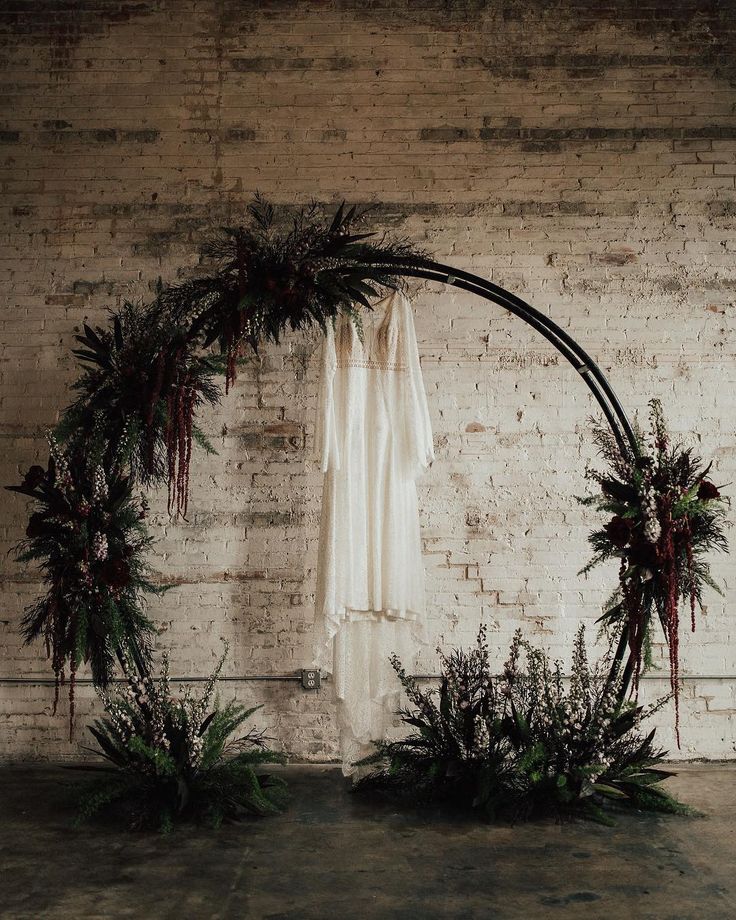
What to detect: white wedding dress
<box><xmin>313</xmin><ymin>289</ymin><xmax>434</xmax><ymax>774</ymax></box>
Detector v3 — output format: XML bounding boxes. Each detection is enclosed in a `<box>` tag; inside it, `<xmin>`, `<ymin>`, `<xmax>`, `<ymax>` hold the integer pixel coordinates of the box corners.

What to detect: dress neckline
<box><xmin>334</xmin><ymin>289</ymin><xmax>405</xmax><ymax>370</ymax></box>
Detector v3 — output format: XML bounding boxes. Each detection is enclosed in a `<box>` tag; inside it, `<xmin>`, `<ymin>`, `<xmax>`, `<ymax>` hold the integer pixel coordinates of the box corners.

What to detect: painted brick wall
<box><xmin>1</xmin><ymin>0</ymin><xmax>734</xmax><ymax>761</ymax></box>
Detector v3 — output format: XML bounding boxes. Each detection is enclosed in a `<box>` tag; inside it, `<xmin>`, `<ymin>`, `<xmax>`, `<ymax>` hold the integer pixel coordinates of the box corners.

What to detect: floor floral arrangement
<box><xmin>75</xmin><ymin>645</ymin><xmax>287</xmax><ymax>832</ymax></box>
<box><xmin>357</xmin><ymin>625</ymin><xmax>692</xmax><ymax>824</ymax></box>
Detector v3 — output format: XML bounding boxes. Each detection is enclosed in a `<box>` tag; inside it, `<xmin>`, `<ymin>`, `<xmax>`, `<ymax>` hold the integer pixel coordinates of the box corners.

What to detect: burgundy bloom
<box><xmin>697</xmin><ymin>480</ymin><xmax>720</xmax><ymax>501</ymax></box>
<box><xmin>100</xmin><ymin>557</ymin><xmax>131</xmax><ymax>590</ymax></box>
<box><xmin>26</xmin><ymin>512</ymin><xmax>47</xmax><ymax>539</ymax></box>
<box><xmin>652</xmin><ymin>471</ymin><xmax>669</xmax><ymax>490</ymax></box>
<box><xmin>604</xmin><ymin>515</ymin><xmax>633</xmax><ymax>549</ymax></box>
<box><xmin>628</xmin><ymin>539</ymin><xmax>659</xmax><ymax>569</ymax></box>
<box><xmin>22</xmin><ymin>465</ymin><xmax>46</xmax><ymax>489</ymax></box>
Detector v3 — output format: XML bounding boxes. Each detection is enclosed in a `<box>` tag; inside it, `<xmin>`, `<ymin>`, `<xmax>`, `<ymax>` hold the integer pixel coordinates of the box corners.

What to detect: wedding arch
<box><xmin>8</xmin><ymin>197</ymin><xmax>723</xmax><ymax>740</ymax></box>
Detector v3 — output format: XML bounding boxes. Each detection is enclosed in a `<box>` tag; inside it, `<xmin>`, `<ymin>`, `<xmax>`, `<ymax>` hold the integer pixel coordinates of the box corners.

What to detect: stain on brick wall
<box><xmin>1</xmin><ymin>0</ymin><xmax>734</xmax><ymax>761</ymax></box>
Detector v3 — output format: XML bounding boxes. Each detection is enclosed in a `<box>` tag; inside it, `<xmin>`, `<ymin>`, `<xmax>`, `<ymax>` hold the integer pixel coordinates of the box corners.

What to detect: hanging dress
<box><xmin>313</xmin><ymin>289</ymin><xmax>434</xmax><ymax>773</ymax></box>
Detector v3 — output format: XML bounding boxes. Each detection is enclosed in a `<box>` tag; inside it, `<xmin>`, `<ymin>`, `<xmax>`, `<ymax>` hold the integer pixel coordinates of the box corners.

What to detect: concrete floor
<box><xmin>0</xmin><ymin>763</ymin><xmax>734</xmax><ymax>920</ymax></box>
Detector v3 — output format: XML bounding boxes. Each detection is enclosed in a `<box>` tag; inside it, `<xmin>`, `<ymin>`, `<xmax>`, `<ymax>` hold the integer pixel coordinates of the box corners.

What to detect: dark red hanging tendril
<box><xmin>225</xmin><ymin>345</ymin><xmax>237</xmax><ymax>395</ymax></box>
<box><xmin>68</xmin><ymin>642</ymin><xmax>77</xmax><ymax>744</ymax></box>
<box><xmin>44</xmin><ymin>603</ymin><xmax>52</xmax><ymax>662</ymax></box>
<box><xmin>660</xmin><ymin>500</ymin><xmax>682</xmax><ymax>746</ymax></box>
<box><xmin>47</xmin><ymin>592</ymin><xmax>64</xmax><ymax>715</ymax></box>
<box><xmin>683</xmin><ymin>517</ymin><xmax>697</xmax><ymax>633</ymax></box>
<box><xmin>165</xmin><ymin>362</ymin><xmax>196</xmax><ymax>519</ymax></box>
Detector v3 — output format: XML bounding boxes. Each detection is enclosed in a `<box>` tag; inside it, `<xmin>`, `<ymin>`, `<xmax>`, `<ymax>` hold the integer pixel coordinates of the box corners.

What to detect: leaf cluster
<box><xmin>77</xmin><ymin>648</ymin><xmax>287</xmax><ymax>832</ymax></box>
<box><xmin>8</xmin><ymin>444</ymin><xmax>160</xmax><ymax>687</ymax></box>
<box><xmin>357</xmin><ymin>626</ymin><xmax>691</xmax><ymax>824</ymax></box>
<box><xmin>60</xmin><ymin>302</ymin><xmax>222</xmax><ymax>485</ymax></box>
<box><xmin>156</xmin><ymin>195</ymin><xmax>426</xmax><ymax>351</ymax></box>
<box><xmin>580</xmin><ymin>401</ymin><xmax>729</xmax><ymax>641</ymax></box>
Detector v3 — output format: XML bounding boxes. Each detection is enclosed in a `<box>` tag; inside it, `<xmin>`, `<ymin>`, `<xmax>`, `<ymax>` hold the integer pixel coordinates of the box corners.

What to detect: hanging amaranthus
<box><xmin>580</xmin><ymin>400</ymin><xmax>729</xmax><ymax>743</ymax></box>
<box><xmin>222</xmin><ymin>304</ymin><xmax>249</xmax><ymax>395</ymax></box>
<box><xmin>6</xmin><ymin>445</ymin><xmax>161</xmax><ymax>730</ymax></box>
<box><xmin>6</xmin><ymin>196</ymin><xmax>428</xmax><ymax>722</ymax></box>
<box><xmin>165</xmin><ymin>367</ymin><xmax>196</xmax><ymax>518</ymax></box>
<box><xmin>144</xmin><ymin>346</ymin><xmax>168</xmax><ymax>473</ymax></box>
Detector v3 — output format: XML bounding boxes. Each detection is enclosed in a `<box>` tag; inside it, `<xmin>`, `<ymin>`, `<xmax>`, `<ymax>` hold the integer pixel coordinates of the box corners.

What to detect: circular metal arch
<box><xmin>366</xmin><ymin>257</ymin><xmax>639</xmax><ymax>459</ymax></box>
<box><xmin>362</xmin><ymin>257</ymin><xmax>640</xmax><ymax>687</ymax></box>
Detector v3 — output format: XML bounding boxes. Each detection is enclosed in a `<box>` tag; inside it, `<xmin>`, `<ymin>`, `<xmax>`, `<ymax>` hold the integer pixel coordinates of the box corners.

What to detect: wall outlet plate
<box><xmin>301</xmin><ymin>668</ymin><xmax>321</xmax><ymax>690</ymax></box>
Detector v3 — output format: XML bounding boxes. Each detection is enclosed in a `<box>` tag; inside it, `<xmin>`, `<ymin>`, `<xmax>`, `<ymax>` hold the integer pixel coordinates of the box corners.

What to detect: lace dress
<box><xmin>313</xmin><ymin>289</ymin><xmax>434</xmax><ymax>773</ymax></box>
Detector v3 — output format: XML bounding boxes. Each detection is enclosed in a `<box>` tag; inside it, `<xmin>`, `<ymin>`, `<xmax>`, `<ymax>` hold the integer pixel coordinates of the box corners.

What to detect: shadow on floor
<box><xmin>0</xmin><ymin>763</ymin><xmax>734</xmax><ymax>919</ymax></box>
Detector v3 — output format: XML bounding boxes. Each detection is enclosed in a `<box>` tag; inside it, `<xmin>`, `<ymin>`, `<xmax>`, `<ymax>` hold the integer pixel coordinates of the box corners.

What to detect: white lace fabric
<box><xmin>313</xmin><ymin>290</ymin><xmax>434</xmax><ymax>774</ymax></box>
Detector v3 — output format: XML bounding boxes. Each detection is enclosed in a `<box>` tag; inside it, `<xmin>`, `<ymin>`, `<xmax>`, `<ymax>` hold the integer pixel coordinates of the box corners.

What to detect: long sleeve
<box><xmin>399</xmin><ymin>294</ymin><xmax>434</xmax><ymax>476</ymax></box>
<box><xmin>314</xmin><ymin>324</ymin><xmax>340</xmax><ymax>472</ymax></box>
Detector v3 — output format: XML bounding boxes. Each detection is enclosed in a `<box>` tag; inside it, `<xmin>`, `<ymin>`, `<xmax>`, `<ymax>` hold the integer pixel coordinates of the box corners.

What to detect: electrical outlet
<box><xmin>301</xmin><ymin>668</ymin><xmax>321</xmax><ymax>690</ymax></box>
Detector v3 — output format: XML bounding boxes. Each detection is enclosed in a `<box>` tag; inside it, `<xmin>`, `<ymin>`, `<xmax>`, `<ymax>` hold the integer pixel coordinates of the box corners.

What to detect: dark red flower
<box><xmin>628</xmin><ymin>539</ymin><xmax>659</xmax><ymax>569</ymax></box>
<box><xmin>22</xmin><ymin>465</ymin><xmax>46</xmax><ymax>489</ymax></box>
<box><xmin>604</xmin><ymin>515</ymin><xmax>633</xmax><ymax>549</ymax></box>
<box><xmin>652</xmin><ymin>471</ymin><xmax>669</xmax><ymax>490</ymax></box>
<box><xmin>26</xmin><ymin>512</ymin><xmax>48</xmax><ymax>539</ymax></box>
<box><xmin>100</xmin><ymin>558</ymin><xmax>131</xmax><ymax>590</ymax></box>
<box><xmin>697</xmin><ymin>480</ymin><xmax>720</xmax><ymax>501</ymax></box>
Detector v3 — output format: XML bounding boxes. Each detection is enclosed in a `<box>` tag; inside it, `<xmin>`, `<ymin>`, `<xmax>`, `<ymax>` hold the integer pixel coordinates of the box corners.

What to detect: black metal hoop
<box><xmin>359</xmin><ymin>256</ymin><xmax>640</xmax><ymax>690</ymax></box>
<box><xmin>362</xmin><ymin>257</ymin><xmax>639</xmax><ymax>459</ymax></box>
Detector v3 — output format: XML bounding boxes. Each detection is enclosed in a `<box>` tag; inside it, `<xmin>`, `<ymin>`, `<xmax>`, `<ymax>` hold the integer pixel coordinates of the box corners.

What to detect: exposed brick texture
<box><xmin>0</xmin><ymin>0</ymin><xmax>734</xmax><ymax>761</ymax></box>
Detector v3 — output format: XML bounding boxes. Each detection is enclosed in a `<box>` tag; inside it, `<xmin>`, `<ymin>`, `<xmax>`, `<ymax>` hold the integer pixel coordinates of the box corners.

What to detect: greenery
<box><xmin>357</xmin><ymin>626</ymin><xmax>691</xmax><ymax>825</ymax></box>
<box><xmin>580</xmin><ymin>399</ymin><xmax>729</xmax><ymax>738</ymax></box>
<box><xmin>6</xmin><ymin>197</ymin><xmax>424</xmax><ymax>707</ymax></box>
<box><xmin>61</xmin><ymin>300</ymin><xmax>223</xmax><ymax>496</ymax></box>
<box><xmin>154</xmin><ymin>195</ymin><xmax>424</xmax><ymax>388</ymax></box>
<box><xmin>7</xmin><ymin>436</ymin><xmax>162</xmax><ymax>735</ymax></box>
<box><xmin>76</xmin><ymin>645</ymin><xmax>287</xmax><ymax>832</ymax></box>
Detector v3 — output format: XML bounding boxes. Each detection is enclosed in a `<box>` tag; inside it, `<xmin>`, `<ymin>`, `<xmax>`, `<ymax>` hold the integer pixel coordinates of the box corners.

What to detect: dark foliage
<box><xmin>8</xmin><ymin>437</ymin><xmax>161</xmax><ymax>733</ymax></box>
<box><xmin>154</xmin><ymin>195</ymin><xmax>424</xmax><ymax>391</ymax></box>
<box><xmin>6</xmin><ymin>196</ymin><xmax>423</xmax><ymax>704</ymax></box>
<box><xmin>580</xmin><ymin>399</ymin><xmax>729</xmax><ymax>739</ymax></box>
<box><xmin>59</xmin><ymin>301</ymin><xmax>222</xmax><ymax>501</ymax></box>
<box><xmin>76</xmin><ymin>648</ymin><xmax>288</xmax><ymax>832</ymax></box>
<box><xmin>357</xmin><ymin>627</ymin><xmax>692</xmax><ymax>824</ymax></box>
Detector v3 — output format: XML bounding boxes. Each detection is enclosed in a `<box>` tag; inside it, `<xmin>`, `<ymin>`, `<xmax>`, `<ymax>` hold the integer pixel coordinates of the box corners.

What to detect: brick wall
<box><xmin>1</xmin><ymin>0</ymin><xmax>734</xmax><ymax>761</ymax></box>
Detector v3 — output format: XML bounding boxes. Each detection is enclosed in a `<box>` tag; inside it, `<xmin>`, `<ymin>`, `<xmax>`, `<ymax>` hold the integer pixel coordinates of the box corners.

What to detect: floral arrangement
<box><xmin>7</xmin><ymin>197</ymin><xmax>423</xmax><ymax>710</ymax></box>
<box><xmin>580</xmin><ymin>399</ymin><xmax>729</xmax><ymax>739</ymax></box>
<box><xmin>157</xmin><ymin>196</ymin><xmax>422</xmax><ymax>392</ymax></box>
<box><xmin>357</xmin><ymin>626</ymin><xmax>690</xmax><ymax>824</ymax></box>
<box><xmin>77</xmin><ymin>645</ymin><xmax>287</xmax><ymax>832</ymax></box>
<box><xmin>7</xmin><ymin>436</ymin><xmax>162</xmax><ymax>735</ymax></box>
<box><xmin>63</xmin><ymin>302</ymin><xmax>223</xmax><ymax>516</ymax></box>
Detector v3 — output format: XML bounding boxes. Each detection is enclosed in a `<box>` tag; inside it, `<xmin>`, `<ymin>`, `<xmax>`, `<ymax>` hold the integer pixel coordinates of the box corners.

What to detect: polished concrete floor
<box><xmin>0</xmin><ymin>763</ymin><xmax>734</xmax><ymax>919</ymax></box>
